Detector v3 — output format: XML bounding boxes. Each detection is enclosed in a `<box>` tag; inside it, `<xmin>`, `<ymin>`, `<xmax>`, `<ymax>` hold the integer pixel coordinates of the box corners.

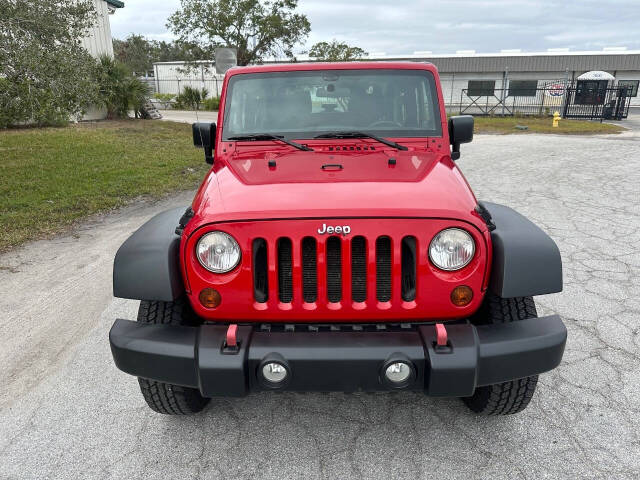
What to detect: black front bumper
<box><xmin>109</xmin><ymin>316</ymin><xmax>566</xmax><ymax>397</ymax></box>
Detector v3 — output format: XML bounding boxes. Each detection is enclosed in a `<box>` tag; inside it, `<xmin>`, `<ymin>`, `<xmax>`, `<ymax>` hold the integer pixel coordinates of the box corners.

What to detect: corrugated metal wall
<box><xmin>81</xmin><ymin>0</ymin><xmax>114</xmax><ymax>58</ymax></box>
<box><xmin>371</xmin><ymin>53</ymin><xmax>640</xmax><ymax>108</ymax></box>
<box><xmin>153</xmin><ymin>63</ymin><xmax>225</xmax><ymax>96</ymax></box>
<box><xmin>80</xmin><ymin>0</ymin><xmax>114</xmax><ymax>120</ymax></box>
<box><xmin>387</xmin><ymin>53</ymin><xmax>640</xmax><ymax>74</ymax></box>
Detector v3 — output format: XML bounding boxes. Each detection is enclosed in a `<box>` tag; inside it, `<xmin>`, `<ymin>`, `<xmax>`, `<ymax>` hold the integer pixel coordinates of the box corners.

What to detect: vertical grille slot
<box><xmin>401</xmin><ymin>236</ymin><xmax>417</xmax><ymax>301</ymax></box>
<box><xmin>277</xmin><ymin>238</ymin><xmax>293</xmax><ymax>303</ymax></box>
<box><xmin>376</xmin><ymin>236</ymin><xmax>392</xmax><ymax>302</ymax></box>
<box><xmin>302</xmin><ymin>237</ymin><xmax>317</xmax><ymax>303</ymax></box>
<box><xmin>252</xmin><ymin>238</ymin><xmax>268</xmax><ymax>303</ymax></box>
<box><xmin>351</xmin><ymin>236</ymin><xmax>367</xmax><ymax>302</ymax></box>
<box><xmin>326</xmin><ymin>236</ymin><xmax>342</xmax><ymax>302</ymax></box>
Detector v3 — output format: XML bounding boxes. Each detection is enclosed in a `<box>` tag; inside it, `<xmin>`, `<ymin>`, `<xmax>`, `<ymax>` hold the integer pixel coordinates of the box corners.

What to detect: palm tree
<box><xmin>95</xmin><ymin>55</ymin><xmax>150</xmax><ymax>119</ymax></box>
<box><xmin>177</xmin><ymin>86</ymin><xmax>209</xmax><ymax>110</ymax></box>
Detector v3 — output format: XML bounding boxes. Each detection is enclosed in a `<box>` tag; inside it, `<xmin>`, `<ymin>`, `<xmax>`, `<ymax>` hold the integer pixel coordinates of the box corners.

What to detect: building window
<box><xmin>467</xmin><ymin>80</ymin><xmax>495</xmax><ymax>96</ymax></box>
<box><xmin>618</xmin><ymin>80</ymin><xmax>639</xmax><ymax>97</ymax></box>
<box><xmin>508</xmin><ymin>80</ymin><xmax>538</xmax><ymax>97</ymax></box>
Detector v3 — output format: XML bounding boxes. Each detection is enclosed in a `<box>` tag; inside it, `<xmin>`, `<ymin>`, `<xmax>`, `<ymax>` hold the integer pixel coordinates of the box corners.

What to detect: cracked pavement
<box><xmin>1</xmin><ymin>123</ymin><xmax>639</xmax><ymax>479</ymax></box>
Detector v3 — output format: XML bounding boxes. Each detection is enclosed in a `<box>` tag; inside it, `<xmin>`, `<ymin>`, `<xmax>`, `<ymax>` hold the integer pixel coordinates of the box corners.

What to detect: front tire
<box><xmin>136</xmin><ymin>297</ymin><xmax>210</xmax><ymax>415</ymax></box>
<box><xmin>463</xmin><ymin>294</ymin><xmax>539</xmax><ymax>415</ymax></box>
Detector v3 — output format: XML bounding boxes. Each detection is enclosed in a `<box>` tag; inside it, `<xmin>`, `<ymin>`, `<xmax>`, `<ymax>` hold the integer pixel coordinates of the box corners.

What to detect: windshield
<box><xmin>222</xmin><ymin>69</ymin><xmax>442</xmax><ymax>140</ymax></box>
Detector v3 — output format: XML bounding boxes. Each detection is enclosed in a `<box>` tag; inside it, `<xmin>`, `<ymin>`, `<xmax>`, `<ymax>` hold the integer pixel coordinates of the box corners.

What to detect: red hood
<box><xmin>188</xmin><ymin>148</ymin><xmax>483</xmax><ymax>231</ymax></box>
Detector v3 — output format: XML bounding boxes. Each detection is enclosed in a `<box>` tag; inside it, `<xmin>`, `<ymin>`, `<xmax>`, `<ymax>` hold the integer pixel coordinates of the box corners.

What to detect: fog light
<box><xmin>451</xmin><ymin>285</ymin><xmax>473</xmax><ymax>306</ymax></box>
<box><xmin>199</xmin><ymin>288</ymin><xmax>221</xmax><ymax>308</ymax></box>
<box><xmin>385</xmin><ymin>362</ymin><xmax>411</xmax><ymax>384</ymax></box>
<box><xmin>262</xmin><ymin>362</ymin><xmax>288</xmax><ymax>384</ymax></box>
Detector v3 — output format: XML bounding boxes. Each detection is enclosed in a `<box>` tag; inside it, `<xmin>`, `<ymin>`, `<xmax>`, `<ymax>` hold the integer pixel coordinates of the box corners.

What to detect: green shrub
<box><xmin>174</xmin><ymin>86</ymin><xmax>209</xmax><ymax>110</ymax></box>
<box><xmin>153</xmin><ymin>93</ymin><xmax>175</xmax><ymax>102</ymax></box>
<box><xmin>94</xmin><ymin>55</ymin><xmax>151</xmax><ymax>119</ymax></box>
<box><xmin>202</xmin><ymin>96</ymin><xmax>220</xmax><ymax>111</ymax></box>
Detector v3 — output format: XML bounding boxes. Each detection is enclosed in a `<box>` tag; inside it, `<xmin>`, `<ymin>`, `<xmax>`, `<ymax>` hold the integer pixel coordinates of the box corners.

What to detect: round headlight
<box><xmin>196</xmin><ymin>231</ymin><xmax>241</xmax><ymax>273</ymax></box>
<box><xmin>429</xmin><ymin>228</ymin><xmax>475</xmax><ymax>271</ymax></box>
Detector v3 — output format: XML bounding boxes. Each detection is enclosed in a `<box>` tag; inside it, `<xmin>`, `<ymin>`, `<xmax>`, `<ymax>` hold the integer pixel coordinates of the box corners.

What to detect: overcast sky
<box><xmin>110</xmin><ymin>0</ymin><xmax>640</xmax><ymax>55</ymax></box>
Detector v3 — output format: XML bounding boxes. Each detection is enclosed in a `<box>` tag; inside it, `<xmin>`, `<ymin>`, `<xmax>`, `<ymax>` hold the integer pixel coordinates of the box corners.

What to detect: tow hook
<box><xmin>223</xmin><ymin>324</ymin><xmax>240</xmax><ymax>354</ymax></box>
<box><xmin>434</xmin><ymin>323</ymin><xmax>452</xmax><ymax>353</ymax></box>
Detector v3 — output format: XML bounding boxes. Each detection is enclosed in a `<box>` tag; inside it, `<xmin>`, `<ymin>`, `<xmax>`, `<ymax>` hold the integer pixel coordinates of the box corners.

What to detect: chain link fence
<box><xmin>458</xmin><ymin>81</ymin><xmax>632</xmax><ymax>120</ymax></box>
<box><xmin>139</xmin><ymin>76</ymin><xmax>224</xmax><ymax>110</ymax></box>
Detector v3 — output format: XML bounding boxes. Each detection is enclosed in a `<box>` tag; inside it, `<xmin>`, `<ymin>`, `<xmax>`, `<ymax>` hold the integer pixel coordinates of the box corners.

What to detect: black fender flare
<box><xmin>480</xmin><ymin>201</ymin><xmax>562</xmax><ymax>298</ymax></box>
<box><xmin>113</xmin><ymin>207</ymin><xmax>187</xmax><ymax>301</ymax></box>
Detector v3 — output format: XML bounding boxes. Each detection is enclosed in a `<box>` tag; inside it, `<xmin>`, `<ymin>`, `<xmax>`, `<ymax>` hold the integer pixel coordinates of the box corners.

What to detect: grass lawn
<box><xmin>471</xmin><ymin>116</ymin><xmax>625</xmax><ymax>135</ymax></box>
<box><xmin>0</xmin><ymin>120</ymin><xmax>209</xmax><ymax>252</ymax></box>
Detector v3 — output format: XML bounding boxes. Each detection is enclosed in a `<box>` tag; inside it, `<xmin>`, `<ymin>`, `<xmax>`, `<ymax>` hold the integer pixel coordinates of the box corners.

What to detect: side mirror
<box><xmin>192</xmin><ymin>122</ymin><xmax>216</xmax><ymax>165</ymax></box>
<box><xmin>448</xmin><ymin>115</ymin><xmax>474</xmax><ymax>161</ymax></box>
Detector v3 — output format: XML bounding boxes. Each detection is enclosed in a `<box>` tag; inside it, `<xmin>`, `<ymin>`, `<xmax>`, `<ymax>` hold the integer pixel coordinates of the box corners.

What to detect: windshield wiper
<box><xmin>313</xmin><ymin>131</ymin><xmax>408</xmax><ymax>151</ymax></box>
<box><xmin>227</xmin><ymin>134</ymin><xmax>313</xmax><ymax>151</ymax></box>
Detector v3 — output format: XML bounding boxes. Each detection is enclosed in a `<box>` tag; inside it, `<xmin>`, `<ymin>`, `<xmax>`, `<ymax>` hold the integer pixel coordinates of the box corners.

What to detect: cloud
<box><xmin>108</xmin><ymin>0</ymin><xmax>640</xmax><ymax>54</ymax></box>
<box><xmin>109</xmin><ymin>0</ymin><xmax>180</xmax><ymax>39</ymax></box>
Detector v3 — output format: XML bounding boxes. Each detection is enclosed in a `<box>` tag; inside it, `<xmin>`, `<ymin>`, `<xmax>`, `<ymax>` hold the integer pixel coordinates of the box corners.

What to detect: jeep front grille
<box><xmin>277</xmin><ymin>238</ymin><xmax>293</xmax><ymax>303</ymax></box>
<box><xmin>375</xmin><ymin>236</ymin><xmax>392</xmax><ymax>302</ymax></box>
<box><xmin>252</xmin><ymin>234</ymin><xmax>417</xmax><ymax>305</ymax></box>
<box><xmin>252</xmin><ymin>238</ymin><xmax>268</xmax><ymax>303</ymax></box>
<box><xmin>326</xmin><ymin>236</ymin><xmax>342</xmax><ymax>302</ymax></box>
<box><xmin>301</xmin><ymin>237</ymin><xmax>317</xmax><ymax>303</ymax></box>
<box><xmin>350</xmin><ymin>236</ymin><xmax>367</xmax><ymax>302</ymax></box>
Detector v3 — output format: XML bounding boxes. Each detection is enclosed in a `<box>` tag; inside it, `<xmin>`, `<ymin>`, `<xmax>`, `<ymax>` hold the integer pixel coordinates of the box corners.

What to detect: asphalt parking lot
<box><xmin>1</xmin><ymin>125</ymin><xmax>639</xmax><ymax>479</ymax></box>
<box><xmin>159</xmin><ymin>109</ymin><xmax>218</xmax><ymax>123</ymax></box>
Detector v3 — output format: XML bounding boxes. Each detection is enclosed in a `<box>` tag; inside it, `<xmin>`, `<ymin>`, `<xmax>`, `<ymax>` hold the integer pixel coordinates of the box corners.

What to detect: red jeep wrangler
<box><xmin>110</xmin><ymin>62</ymin><xmax>566</xmax><ymax>415</ymax></box>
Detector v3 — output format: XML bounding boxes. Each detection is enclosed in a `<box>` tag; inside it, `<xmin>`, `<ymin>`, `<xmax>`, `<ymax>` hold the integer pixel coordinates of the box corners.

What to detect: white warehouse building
<box><xmin>81</xmin><ymin>0</ymin><xmax>123</xmax><ymax>58</ymax></box>
<box><xmin>152</xmin><ymin>61</ymin><xmax>225</xmax><ymax>98</ymax></box>
<box><xmin>154</xmin><ymin>48</ymin><xmax>640</xmax><ymax>114</ymax></box>
<box><xmin>371</xmin><ymin>48</ymin><xmax>640</xmax><ymax>113</ymax></box>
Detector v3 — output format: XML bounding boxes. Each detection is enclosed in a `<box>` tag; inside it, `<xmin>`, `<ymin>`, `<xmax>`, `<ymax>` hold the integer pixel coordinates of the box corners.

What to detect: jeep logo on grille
<box><xmin>317</xmin><ymin>224</ymin><xmax>351</xmax><ymax>236</ymax></box>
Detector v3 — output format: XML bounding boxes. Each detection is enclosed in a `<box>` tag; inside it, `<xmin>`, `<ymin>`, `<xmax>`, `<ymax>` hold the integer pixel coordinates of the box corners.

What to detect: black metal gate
<box><xmin>563</xmin><ymin>84</ymin><xmax>631</xmax><ymax>120</ymax></box>
<box><xmin>459</xmin><ymin>84</ymin><xmax>568</xmax><ymax>116</ymax></box>
<box><xmin>457</xmin><ymin>82</ymin><xmax>632</xmax><ymax>121</ymax></box>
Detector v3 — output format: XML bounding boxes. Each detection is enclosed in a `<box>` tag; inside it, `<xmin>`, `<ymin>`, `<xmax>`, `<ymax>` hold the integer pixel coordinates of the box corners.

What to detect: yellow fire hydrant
<box><xmin>553</xmin><ymin>111</ymin><xmax>561</xmax><ymax>128</ymax></box>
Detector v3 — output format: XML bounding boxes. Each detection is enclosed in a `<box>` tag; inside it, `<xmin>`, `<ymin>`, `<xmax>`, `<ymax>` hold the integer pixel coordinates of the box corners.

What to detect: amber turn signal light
<box><xmin>199</xmin><ymin>288</ymin><xmax>221</xmax><ymax>308</ymax></box>
<box><xmin>451</xmin><ymin>285</ymin><xmax>473</xmax><ymax>306</ymax></box>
